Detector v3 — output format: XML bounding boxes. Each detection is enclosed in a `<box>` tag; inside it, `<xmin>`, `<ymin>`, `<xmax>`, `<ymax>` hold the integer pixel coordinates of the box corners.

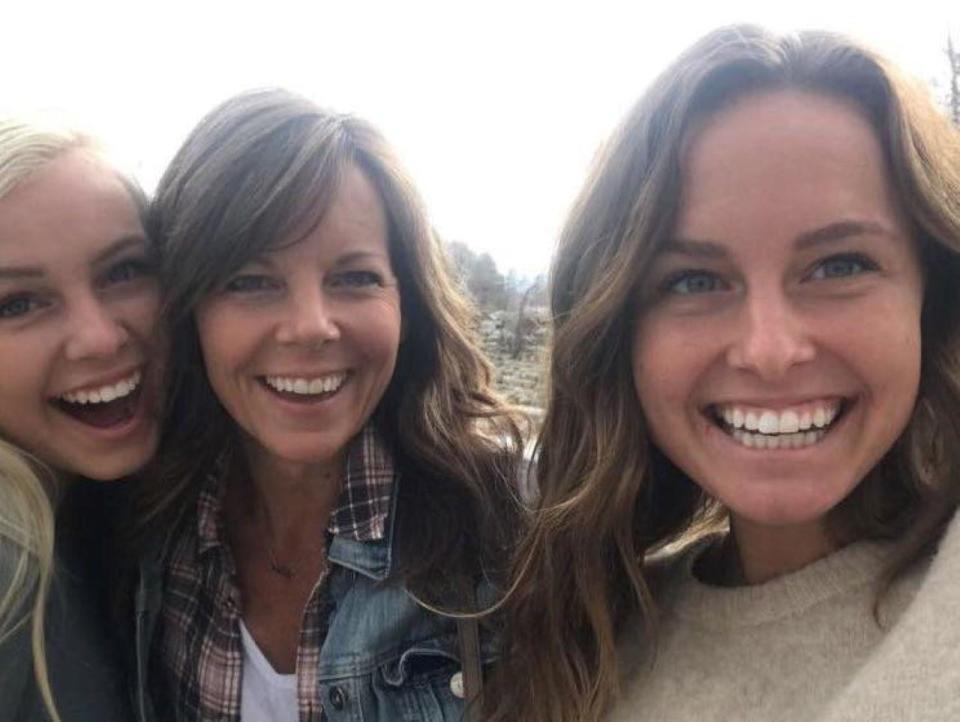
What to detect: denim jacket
<box><xmin>131</xmin><ymin>483</ymin><xmax>496</xmax><ymax>722</ymax></box>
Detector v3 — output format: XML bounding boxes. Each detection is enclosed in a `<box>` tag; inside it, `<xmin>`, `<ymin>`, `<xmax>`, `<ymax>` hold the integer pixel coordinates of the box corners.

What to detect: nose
<box><xmin>64</xmin><ymin>294</ymin><xmax>130</xmax><ymax>361</ymax></box>
<box><xmin>726</xmin><ymin>288</ymin><xmax>815</xmax><ymax>380</ymax></box>
<box><xmin>274</xmin><ymin>282</ymin><xmax>340</xmax><ymax>347</ymax></box>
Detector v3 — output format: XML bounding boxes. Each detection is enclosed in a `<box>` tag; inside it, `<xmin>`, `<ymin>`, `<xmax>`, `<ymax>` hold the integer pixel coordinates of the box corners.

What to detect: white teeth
<box><xmin>60</xmin><ymin>370</ymin><xmax>142</xmax><ymax>405</ymax></box>
<box><xmin>265</xmin><ymin>373</ymin><xmax>347</xmax><ymax>396</ymax></box>
<box><xmin>716</xmin><ymin>400</ymin><xmax>843</xmax><ymax>447</ymax></box>
<box><xmin>732</xmin><ymin>408</ymin><xmax>744</xmax><ymax>428</ymax></box>
<box><xmin>757</xmin><ymin>411</ymin><xmax>779</xmax><ymax>435</ymax></box>
<box><xmin>779</xmin><ymin>410</ymin><xmax>800</xmax><ymax>434</ymax></box>
<box><xmin>718</xmin><ymin>402</ymin><xmax>841</xmax><ymax>434</ymax></box>
<box><xmin>730</xmin><ymin>428</ymin><xmax>826</xmax><ymax>450</ymax></box>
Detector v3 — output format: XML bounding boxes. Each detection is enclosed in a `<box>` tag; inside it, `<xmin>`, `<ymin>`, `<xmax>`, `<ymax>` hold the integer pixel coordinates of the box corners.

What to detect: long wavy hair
<box><xmin>487</xmin><ymin>25</ymin><xmax>960</xmax><ymax>722</ymax></box>
<box><xmin>0</xmin><ymin>118</ymin><xmax>101</xmax><ymax>722</ymax></box>
<box><xmin>131</xmin><ymin>88</ymin><xmax>524</xmax><ymax>595</ymax></box>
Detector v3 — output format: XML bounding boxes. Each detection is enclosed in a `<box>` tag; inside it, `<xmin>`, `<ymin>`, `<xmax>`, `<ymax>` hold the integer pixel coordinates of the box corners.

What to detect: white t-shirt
<box><xmin>239</xmin><ymin>619</ymin><xmax>298</xmax><ymax>722</ymax></box>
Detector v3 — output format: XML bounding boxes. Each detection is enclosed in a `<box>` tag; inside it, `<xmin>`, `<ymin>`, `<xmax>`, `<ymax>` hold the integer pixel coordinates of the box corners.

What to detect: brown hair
<box><xmin>132</xmin><ymin>88</ymin><xmax>524</xmax><ymax>593</ymax></box>
<box><xmin>487</xmin><ymin>25</ymin><xmax>960</xmax><ymax>722</ymax></box>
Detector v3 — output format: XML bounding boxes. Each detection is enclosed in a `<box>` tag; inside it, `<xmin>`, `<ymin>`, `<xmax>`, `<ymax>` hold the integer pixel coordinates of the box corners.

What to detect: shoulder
<box><xmin>820</xmin><ymin>510</ymin><xmax>960</xmax><ymax>721</ymax></box>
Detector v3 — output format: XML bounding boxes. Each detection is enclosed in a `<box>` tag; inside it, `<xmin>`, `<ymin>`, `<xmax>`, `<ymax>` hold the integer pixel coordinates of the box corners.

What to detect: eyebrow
<box><xmin>334</xmin><ymin>251</ymin><xmax>390</xmax><ymax>266</ymax></box>
<box><xmin>663</xmin><ymin>220</ymin><xmax>894</xmax><ymax>259</ymax></box>
<box><xmin>334</xmin><ymin>250</ymin><xmax>388</xmax><ymax>265</ymax></box>
<box><xmin>0</xmin><ymin>234</ymin><xmax>148</xmax><ymax>280</ymax></box>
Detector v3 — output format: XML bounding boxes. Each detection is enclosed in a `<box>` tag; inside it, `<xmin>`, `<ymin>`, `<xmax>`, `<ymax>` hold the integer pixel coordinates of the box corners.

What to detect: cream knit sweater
<box><xmin>609</xmin><ymin>513</ymin><xmax>960</xmax><ymax>721</ymax></box>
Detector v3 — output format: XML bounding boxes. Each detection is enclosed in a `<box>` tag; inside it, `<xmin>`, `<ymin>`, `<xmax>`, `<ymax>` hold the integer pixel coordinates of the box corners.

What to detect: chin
<box><xmin>69</xmin><ymin>461</ymin><xmax>141</xmax><ymax>482</ymax></box>
<box><xmin>268</xmin><ymin>441</ymin><xmax>346</xmax><ymax>467</ymax></box>
<box><xmin>728</xmin><ymin>490</ymin><xmax>845</xmax><ymax>530</ymax></box>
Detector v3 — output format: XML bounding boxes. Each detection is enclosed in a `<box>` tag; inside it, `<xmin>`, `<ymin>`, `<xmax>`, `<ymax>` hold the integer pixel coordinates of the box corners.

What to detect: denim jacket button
<box><xmin>449</xmin><ymin>671</ymin><xmax>465</xmax><ymax>699</ymax></box>
<box><xmin>328</xmin><ymin>685</ymin><xmax>347</xmax><ymax>710</ymax></box>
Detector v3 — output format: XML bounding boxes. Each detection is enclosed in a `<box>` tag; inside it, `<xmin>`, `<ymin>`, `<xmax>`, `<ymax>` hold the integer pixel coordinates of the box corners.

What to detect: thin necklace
<box><xmin>267</xmin><ymin>546</ymin><xmax>298</xmax><ymax>579</ymax></box>
<box><xmin>262</xmin><ymin>513</ymin><xmax>326</xmax><ymax>580</ymax></box>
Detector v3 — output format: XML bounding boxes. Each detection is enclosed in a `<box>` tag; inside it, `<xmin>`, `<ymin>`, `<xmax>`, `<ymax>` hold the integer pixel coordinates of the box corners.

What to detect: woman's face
<box><xmin>631</xmin><ymin>90</ymin><xmax>924</xmax><ymax>552</ymax></box>
<box><xmin>195</xmin><ymin>164</ymin><xmax>402</xmax><ymax>474</ymax></box>
<box><xmin>0</xmin><ymin>148</ymin><xmax>162</xmax><ymax>480</ymax></box>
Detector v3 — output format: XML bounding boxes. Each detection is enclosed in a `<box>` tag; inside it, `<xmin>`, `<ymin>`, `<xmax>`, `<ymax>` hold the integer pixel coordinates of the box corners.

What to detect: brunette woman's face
<box><xmin>0</xmin><ymin>149</ymin><xmax>163</xmax><ymax>480</ymax></box>
<box><xmin>631</xmin><ymin>90</ymin><xmax>923</xmax><ymax>552</ymax></box>
<box><xmin>194</xmin><ymin>165</ymin><xmax>402</xmax><ymax>475</ymax></box>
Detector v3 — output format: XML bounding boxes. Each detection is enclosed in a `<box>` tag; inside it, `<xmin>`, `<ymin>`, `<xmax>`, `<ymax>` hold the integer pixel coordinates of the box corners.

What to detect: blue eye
<box><xmin>331</xmin><ymin>270</ymin><xmax>383</xmax><ymax>288</ymax></box>
<box><xmin>224</xmin><ymin>275</ymin><xmax>278</xmax><ymax>293</ymax></box>
<box><xmin>663</xmin><ymin>270</ymin><xmax>725</xmax><ymax>295</ymax></box>
<box><xmin>104</xmin><ymin>258</ymin><xmax>152</xmax><ymax>285</ymax></box>
<box><xmin>0</xmin><ymin>295</ymin><xmax>42</xmax><ymax>319</ymax></box>
<box><xmin>809</xmin><ymin>254</ymin><xmax>875</xmax><ymax>280</ymax></box>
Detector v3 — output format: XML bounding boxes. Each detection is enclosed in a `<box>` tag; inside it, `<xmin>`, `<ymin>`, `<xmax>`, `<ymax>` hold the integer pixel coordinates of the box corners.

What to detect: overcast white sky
<box><xmin>3</xmin><ymin>1</ymin><xmax>958</xmax><ymax>275</ymax></box>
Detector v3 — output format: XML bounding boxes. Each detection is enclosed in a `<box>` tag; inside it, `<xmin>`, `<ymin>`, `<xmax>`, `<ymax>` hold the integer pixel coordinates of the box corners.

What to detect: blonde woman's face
<box><xmin>631</xmin><ymin>90</ymin><xmax>923</xmax><ymax>560</ymax></box>
<box><xmin>0</xmin><ymin>149</ymin><xmax>163</xmax><ymax>480</ymax></box>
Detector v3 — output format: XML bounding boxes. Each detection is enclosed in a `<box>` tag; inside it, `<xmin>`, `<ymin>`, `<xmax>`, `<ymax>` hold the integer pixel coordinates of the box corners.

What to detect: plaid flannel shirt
<box><xmin>156</xmin><ymin>425</ymin><xmax>395</xmax><ymax>722</ymax></box>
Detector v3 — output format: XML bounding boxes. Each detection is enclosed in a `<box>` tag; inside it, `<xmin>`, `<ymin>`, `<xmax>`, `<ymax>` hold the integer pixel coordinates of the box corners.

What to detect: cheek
<box><xmin>194</xmin><ymin>307</ymin><xmax>244</xmax><ymax>390</ymax></box>
<box><xmin>631</xmin><ymin>317</ymin><xmax>702</xmax><ymax>423</ymax></box>
<box><xmin>0</xmin><ymin>338</ymin><xmax>52</xmax><ymax>447</ymax></box>
<box><xmin>360</xmin><ymin>299</ymin><xmax>402</xmax><ymax>368</ymax></box>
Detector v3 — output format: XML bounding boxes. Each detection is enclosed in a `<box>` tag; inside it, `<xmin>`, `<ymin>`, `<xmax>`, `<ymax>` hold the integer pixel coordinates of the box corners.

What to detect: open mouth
<box><xmin>53</xmin><ymin>370</ymin><xmax>144</xmax><ymax>429</ymax></box>
<box><xmin>259</xmin><ymin>372</ymin><xmax>349</xmax><ymax>404</ymax></box>
<box><xmin>706</xmin><ymin>397</ymin><xmax>852</xmax><ymax>450</ymax></box>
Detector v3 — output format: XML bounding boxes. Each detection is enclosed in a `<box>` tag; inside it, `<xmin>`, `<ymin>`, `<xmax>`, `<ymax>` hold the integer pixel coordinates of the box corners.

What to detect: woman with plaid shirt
<box><xmin>125</xmin><ymin>89</ymin><xmax>525</xmax><ymax>722</ymax></box>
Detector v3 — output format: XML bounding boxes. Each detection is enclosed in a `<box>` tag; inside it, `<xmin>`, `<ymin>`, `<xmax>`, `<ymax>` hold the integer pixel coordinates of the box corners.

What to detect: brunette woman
<box><xmin>128</xmin><ymin>89</ymin><xmax>523</xmax><ymax>721</ymax></box>
<box><xmin>489</xmin><ymin>25</ymin><xmax>960</xmax><ymax>722</ymax></box>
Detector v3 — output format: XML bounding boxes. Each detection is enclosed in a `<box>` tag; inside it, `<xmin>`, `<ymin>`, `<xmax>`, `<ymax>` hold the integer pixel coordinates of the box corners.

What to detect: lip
<box><xmin>259</xmin><ymin>369</ymin><xmax>350</xmax><ymax>378</ymax></box>
<box><xmin>703</xmin><ymin>394</ymin><xmax>849</xmax><ymax>412</ymax></box>
<box><xmin>52</xmin><ymin>364</ymin><xmax>146</xmax><ymax>399</ymax></box>
<box><xmin>701</xmin><ymin>397</ymin><xmax>858</xmax><ymax>456</ymax></box>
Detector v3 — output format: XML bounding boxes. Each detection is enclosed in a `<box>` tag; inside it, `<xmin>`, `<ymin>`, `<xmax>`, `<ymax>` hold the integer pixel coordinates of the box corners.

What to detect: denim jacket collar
<box><xmin>327</xmin><ymin>473</ymin><xmax>400</xmax><ymax>581</ymax></box>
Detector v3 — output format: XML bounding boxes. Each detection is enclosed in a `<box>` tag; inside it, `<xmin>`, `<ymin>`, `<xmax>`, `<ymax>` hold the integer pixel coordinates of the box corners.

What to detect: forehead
<box><xmin>271</xmin><ymin>163</ymin><xmax>390</xmax><ymax>259</ymax></box>
<box><xmin>0</xmin><ymin>149</ymin><xmax>141</xmax><ymax>263</ymax></box>
<box><xmin>675</xmin><ymin>89</ymin><xmax>904</xmax><ymax>244</ymax></box>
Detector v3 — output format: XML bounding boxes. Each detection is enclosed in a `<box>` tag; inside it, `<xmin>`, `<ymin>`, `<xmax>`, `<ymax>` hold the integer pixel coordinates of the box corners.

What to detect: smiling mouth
<box><xmin>706</xmin><ymin>398</ymin><xmax>853</xmax><ymax>450</ymax></box>
<box><xmin>259</xmin><ymin>372</ymin><xmax>349</xmax><ymax>403</ymax></box>
<box><xmin>53</xmin><ymin>370</ymin><xmax>144</xmax><ymax>429</ymax></box>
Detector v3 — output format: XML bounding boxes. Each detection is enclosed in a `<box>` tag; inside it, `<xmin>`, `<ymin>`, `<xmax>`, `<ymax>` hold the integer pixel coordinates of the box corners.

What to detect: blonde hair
<box><xmin>0</xmin><ymin>442</ymin><xmax>57</xmax><ymax>721</ymax></box>
<box><xmin>488</xmin><ymin>25</ymin><xmax>960</xmax><ymax>722</ymax></box>
<box><xmin>0</xmin><ymin>117</ymin><xmax>93</xmax><ymax>722</ymax></box>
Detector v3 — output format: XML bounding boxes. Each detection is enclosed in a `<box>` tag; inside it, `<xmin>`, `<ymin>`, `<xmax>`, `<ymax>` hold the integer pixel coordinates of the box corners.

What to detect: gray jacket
<box><xmin>0</xmin><ymin>546</ymin><xmax>132</xmax><ymax>721</ymax></box>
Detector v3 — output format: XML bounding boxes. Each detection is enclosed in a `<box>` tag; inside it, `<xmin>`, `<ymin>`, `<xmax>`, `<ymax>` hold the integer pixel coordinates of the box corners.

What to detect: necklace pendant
<box><xmin>269</xmin><ymin>559</ymin><xmax>297</xmax><ymax>579</ymax></box>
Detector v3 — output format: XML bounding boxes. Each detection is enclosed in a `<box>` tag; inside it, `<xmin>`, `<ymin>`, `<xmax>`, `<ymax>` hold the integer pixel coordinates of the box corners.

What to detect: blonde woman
<box><xmin>489</xmin><ymin>25</ymin><xmax>960</xmax><ymax>722</ymax></box>
<box><xmin>0</xmin><ymin>120</ymin><xmax>164</xmax><ymax>721</ymax></box>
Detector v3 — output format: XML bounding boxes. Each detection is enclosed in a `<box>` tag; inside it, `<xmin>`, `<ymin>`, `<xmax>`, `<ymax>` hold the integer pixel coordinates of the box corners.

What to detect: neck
<box><xmin>728</xmin><ymin>516</ymin><xmax>838</xmax><ymax>585</ymax></box>
<box><xmin>237</xmin><ymin>445</ymin><xmax>346</xmax><ymax>547</ymax></box>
